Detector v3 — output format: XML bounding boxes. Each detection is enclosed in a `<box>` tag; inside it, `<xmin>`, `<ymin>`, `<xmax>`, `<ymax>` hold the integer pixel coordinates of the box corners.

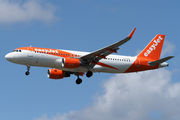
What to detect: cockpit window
<box><xmin>13</xmin><ymin>50</ymin><xmax>22</xmax><ymax>52</ymax></box>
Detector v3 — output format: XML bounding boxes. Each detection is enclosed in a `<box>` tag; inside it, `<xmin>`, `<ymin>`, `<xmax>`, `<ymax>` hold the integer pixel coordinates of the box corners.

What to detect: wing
<box><xmin>80</xmin><ymin>28</ymin><xmax>136</xmax><ymax>68</ymax></box>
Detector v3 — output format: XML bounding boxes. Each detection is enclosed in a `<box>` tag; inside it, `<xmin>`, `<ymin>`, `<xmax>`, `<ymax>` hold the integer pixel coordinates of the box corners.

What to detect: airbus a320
<box><xmin>5</xmin><ymin>28</ymin><xmax>174</xmax><ymax>84</ymax></box>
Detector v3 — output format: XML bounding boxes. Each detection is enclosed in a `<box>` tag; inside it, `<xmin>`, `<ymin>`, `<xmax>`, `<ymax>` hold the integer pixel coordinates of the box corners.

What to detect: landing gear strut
<box><xmin>25</xmin><ymin>65</ymin><xmax>30</xmax><ymax>76</ymax></box>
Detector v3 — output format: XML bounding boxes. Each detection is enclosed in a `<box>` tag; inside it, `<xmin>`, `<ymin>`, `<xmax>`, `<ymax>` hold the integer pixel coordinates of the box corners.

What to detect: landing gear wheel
<box><xmin>25</xmin><ymin>71</ymin><xmax>30</xmax><ymax>76</ymax></box>
<box><xmin>76</xmin><ymin>78</ymin><xmax>82</xmax><ymax>85</ymax></box>
<box><xmin>25</xmin><ymin>65</ymin><xmax>30</xmax><ymax>76</ymax></box>
<box><xmin>86</xmin><ymin>71</ymin><xmax>93</xmax><ymax>78</ymax></box>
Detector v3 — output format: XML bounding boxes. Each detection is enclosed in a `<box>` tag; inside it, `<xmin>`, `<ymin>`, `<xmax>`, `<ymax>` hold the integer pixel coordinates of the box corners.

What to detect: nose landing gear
<box><xmin>25</xmin><ymin>71</ymin><xmax>30</xmax><ymax>75</ymax></box>
<box><xmin>25</xmin><ymin>65</ymin><xmax>30</xmax><ymax>76</ymax></box>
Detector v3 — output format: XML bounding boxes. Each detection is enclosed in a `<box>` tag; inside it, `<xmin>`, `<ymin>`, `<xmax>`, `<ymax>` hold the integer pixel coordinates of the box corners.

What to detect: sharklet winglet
<box><xmin>128</xmin><ymin>28</ymin><xmax>136</xmax><ymax>38</ymax></box>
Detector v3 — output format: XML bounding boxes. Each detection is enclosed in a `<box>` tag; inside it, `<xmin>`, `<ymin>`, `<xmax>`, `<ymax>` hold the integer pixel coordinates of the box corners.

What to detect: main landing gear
<box><xmin>86</xmin><ymin>71</ymin><xmax>93</xmax><ymax>78</ymax></box>
<box><xmin>75</xmin><ymin>73</ymin><xmax>82</xmax><ymax>85</ymax></box>
<box><xmin>76</xmin><ymin>78</ymin><xmax>82</xmax><ymax>85</ymax></box>
<box><xmin>75</xmin><ymin>71</ymin><xmax>93</xmax><ymax>85</ymax></box>
<box><xmin>25</xmin><ymin>65</ymin><xmax>30</xmax><ymax>76</ymax></box>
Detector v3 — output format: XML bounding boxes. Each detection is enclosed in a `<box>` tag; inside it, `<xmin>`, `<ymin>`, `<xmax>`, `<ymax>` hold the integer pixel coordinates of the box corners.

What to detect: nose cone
<box><xmin>5</xmin><ymin>53</ymin><xmax>15</xmax><ymax>62</ymax></box>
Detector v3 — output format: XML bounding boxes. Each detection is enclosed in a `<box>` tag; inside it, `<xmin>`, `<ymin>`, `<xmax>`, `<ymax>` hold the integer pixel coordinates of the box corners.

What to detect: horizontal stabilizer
<box><xmin>148</xmin><ymin>56</ymin><xmax>174</xmax><ymax>66</ymax></box>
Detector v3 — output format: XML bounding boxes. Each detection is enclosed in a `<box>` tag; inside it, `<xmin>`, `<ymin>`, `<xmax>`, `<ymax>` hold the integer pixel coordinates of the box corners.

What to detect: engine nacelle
<box><xmin>47</xmin><ymin>69</ymin><xmax>64</xmax><ymax>79</ymax></box>
<box><xmin>62</xmin><ymin>58</ymin><xmax>80</xmax><ymax>68</ymax></box>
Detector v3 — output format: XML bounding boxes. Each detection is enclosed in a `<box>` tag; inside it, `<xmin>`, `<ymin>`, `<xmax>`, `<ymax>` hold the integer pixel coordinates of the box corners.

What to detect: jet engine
<box><xmin>62</xmin><ymin>58</ymin><xmax>80</xmax><ymax>68</ymax></box>
<box><xmin>47</xmin><ymin>69</ymin><xmax>64</xmax><ymax>79</ymax></box>
<box><xmin>47</xmin><ymin>69</ymin><xmax>71</xmax><ymax>79</ymax></box>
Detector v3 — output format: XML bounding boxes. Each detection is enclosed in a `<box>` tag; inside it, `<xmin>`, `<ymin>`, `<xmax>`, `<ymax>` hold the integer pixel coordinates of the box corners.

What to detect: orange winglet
<box><xmin>128</xmin><ymin>28</ymin><xmax>136</xmax><ymax>38</ymax></box>
<box><xmin>106</xmin><ymin>49</ymin><xmax>117</xmax><ymax>53</ymax></box>
<box><xmin>93</xmin><ymin>54</ymin><xmax>107</xmax><ymax>59</ymax></box>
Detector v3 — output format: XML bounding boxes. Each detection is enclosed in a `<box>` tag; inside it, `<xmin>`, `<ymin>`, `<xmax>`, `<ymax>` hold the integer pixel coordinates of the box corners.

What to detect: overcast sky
<box><xmin>1</xmin><ymin>0</ymin><xmax>180</xmax><ymax>120</ymax></box>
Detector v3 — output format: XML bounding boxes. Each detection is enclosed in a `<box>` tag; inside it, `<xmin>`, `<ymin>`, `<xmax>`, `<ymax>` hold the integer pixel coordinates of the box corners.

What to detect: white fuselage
<box><xmin>5</xmin><ymin>49</ymin><xmax>137</xmax><ymax>73</ymax></box>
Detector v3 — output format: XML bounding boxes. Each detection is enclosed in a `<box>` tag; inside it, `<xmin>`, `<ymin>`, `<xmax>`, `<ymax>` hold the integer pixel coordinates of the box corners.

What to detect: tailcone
<box><xmin>158</xmin><ymin>62</ymin><xmax>169</xmax><ymax>68</ymax></box>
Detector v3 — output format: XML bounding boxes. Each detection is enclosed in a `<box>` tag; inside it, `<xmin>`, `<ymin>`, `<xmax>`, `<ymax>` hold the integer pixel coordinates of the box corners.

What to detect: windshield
<box><xmin>13</xmin><ymin>50</ymin><xmax>22</xmax><ymax>52</ymax></box>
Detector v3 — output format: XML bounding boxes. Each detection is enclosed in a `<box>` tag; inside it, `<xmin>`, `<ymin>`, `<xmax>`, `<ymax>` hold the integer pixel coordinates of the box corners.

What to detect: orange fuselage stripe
<box><xmin>16</xmin><ymin>47</ymin><xmax>80</xmax><ymax>58</ymax></box>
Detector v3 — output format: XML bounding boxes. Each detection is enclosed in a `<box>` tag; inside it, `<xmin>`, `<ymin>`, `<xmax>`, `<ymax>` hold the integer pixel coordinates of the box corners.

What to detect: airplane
<box><xmin>5</xmin><ymin>28</ymin><xmax>174</xmax><ymax>84</ymax></box>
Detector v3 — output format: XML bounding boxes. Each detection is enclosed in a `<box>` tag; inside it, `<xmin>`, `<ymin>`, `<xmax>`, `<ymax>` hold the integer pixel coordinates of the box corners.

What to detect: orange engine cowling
<box><xmin>47</xmin><ymin>69</ymin><xmax>64</xmax><ymax>79</ymax></box>
<box><xmin>62</xmin><ymin>58</ymin><xmax>80</xmax><ymax>68</ymax></box>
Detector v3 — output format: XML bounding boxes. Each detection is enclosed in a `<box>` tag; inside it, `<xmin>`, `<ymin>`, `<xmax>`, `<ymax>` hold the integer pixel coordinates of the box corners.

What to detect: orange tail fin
<box><xmin>137</xmin><ymin>34</ymin><xmax>165</xmax><ymax>60</ymax></box>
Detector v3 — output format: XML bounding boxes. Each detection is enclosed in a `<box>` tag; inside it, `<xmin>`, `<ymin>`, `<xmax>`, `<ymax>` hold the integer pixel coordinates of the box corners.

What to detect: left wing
<box><xmin>80</xmin><ymin>28</ymin><xmax>136</xmax><ymax>68</ymax></box>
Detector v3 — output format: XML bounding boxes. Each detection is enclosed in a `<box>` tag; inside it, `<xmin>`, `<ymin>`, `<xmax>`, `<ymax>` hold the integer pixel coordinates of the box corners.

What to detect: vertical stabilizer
<box><xmin>137</xmin><ymin>34</ymin><xmax>165</xmax><ymax>60</ymax></box>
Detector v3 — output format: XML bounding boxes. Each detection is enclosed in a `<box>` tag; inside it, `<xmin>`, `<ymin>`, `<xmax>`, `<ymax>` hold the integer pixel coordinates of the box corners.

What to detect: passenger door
<box><xmin>27</xmin><ymin>47</ymin><xmax>33</xmax><ymax>57</ymax></box>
